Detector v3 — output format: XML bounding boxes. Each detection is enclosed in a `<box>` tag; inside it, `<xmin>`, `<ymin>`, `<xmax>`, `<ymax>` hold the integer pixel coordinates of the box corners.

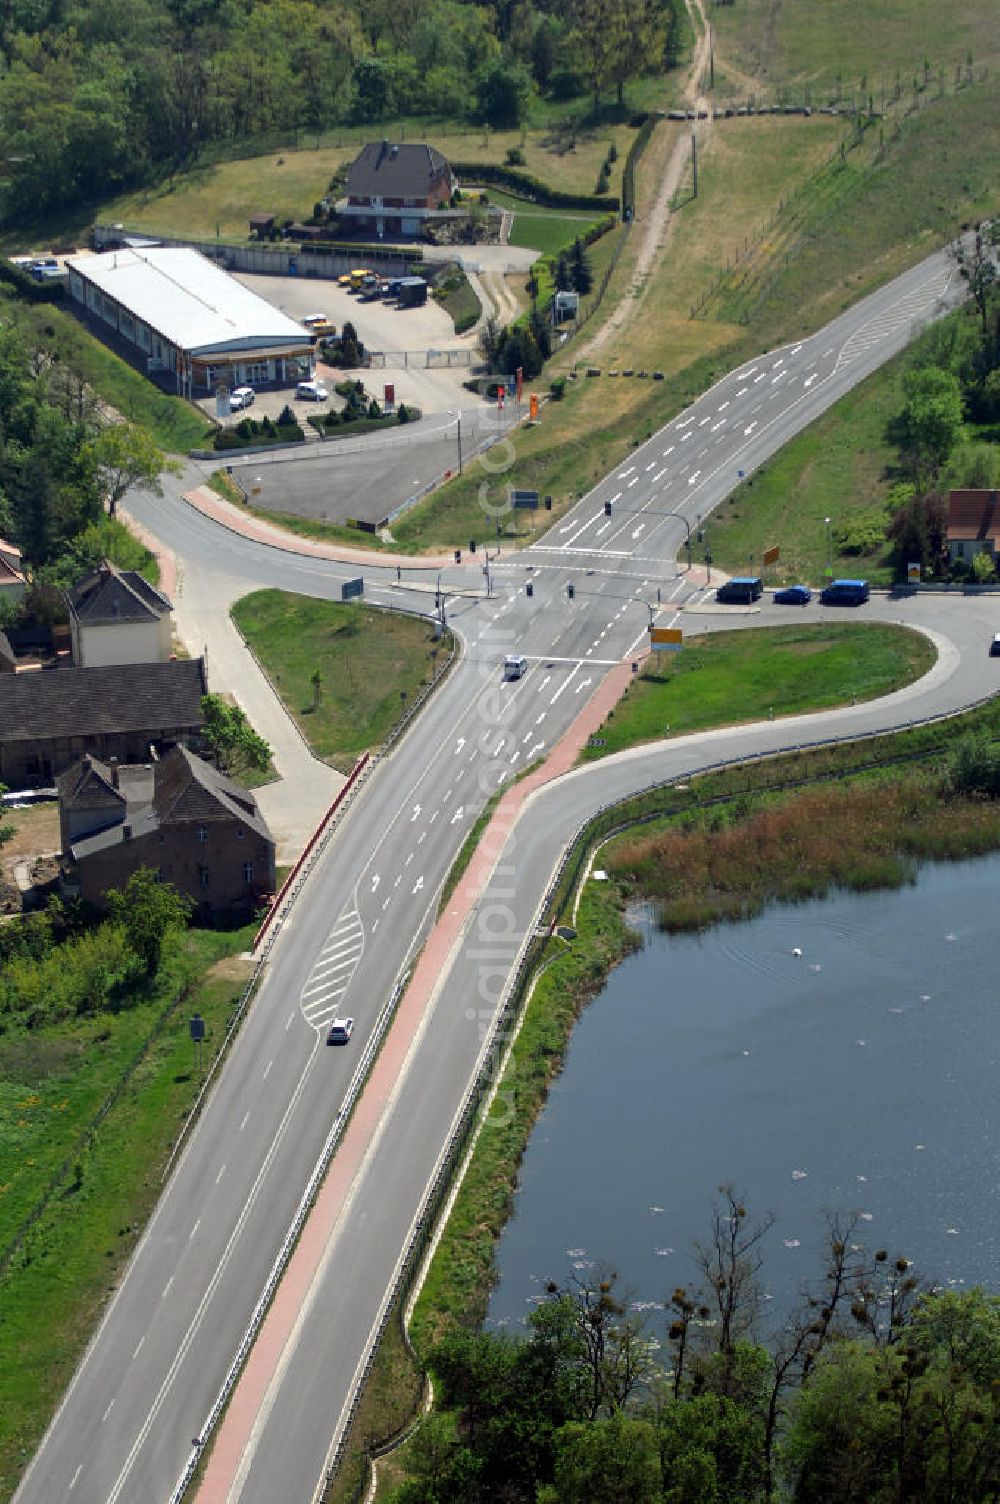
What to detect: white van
<box><xmin>503</xmin><ymin>655</ymin><xmax>528</xmax><ymax>680</ymax></box>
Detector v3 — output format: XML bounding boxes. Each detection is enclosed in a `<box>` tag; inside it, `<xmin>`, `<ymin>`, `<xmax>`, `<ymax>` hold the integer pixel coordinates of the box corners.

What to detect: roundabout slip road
<box><xmin>13</xmin><ymin>242</ymin><xmax>993</xmax><ymax>1504</ymax></box>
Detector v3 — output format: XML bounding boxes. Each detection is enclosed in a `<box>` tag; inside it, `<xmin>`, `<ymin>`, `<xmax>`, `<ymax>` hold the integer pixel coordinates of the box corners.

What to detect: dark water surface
<box><xmin>487</xmin><ymin>857</ymin><xmax>1000</xmax><ymax>1330</ymax></box>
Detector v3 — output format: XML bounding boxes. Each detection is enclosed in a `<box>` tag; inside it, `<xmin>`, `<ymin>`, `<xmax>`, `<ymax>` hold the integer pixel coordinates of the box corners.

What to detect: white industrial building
<box><xmin>66</xmin><ymin>247</ymin><xmax>313</xmax><ymax>398</ymax></box>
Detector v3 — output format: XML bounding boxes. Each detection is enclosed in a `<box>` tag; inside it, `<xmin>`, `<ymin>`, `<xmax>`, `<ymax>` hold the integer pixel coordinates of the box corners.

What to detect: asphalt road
<box><xmin>13</xmin><ymin>242</ymin><xmax>987</xmax><ymax>1504</ymax></box>
<box><xmin>232</xmin><ymin>403</ymin><xmax>514</xmax><ymax>527</ymax></box>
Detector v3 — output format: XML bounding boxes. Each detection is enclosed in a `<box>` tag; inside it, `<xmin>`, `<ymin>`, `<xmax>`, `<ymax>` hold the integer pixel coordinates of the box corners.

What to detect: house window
<box><xmin>199</xmin><ymin>866</ymin><xmax>210</xmax><ymax>889</ymax></box>
<box><xmin>197</xmin><ymin>825</ymin><xmax>208</xmax><ymax>843</ymax></box>
<box><xmin>243</xmin><ymin>862</ymin><xmax>254</xmax><ymax>884</ymax></box>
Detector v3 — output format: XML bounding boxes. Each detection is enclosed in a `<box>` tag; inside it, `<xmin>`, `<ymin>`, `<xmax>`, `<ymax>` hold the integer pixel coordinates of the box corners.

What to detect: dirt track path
<box><xmin>577</xmin><ymin>0</ymin><xmax>712</xmax><ymax>362</ymax></box>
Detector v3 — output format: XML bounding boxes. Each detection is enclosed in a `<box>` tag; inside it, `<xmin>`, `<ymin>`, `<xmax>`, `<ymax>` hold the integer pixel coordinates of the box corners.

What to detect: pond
<box><xmin>487</xmin><ymin>855</ymin><xmax>1000</xmax><ymax>1330</ymax></box>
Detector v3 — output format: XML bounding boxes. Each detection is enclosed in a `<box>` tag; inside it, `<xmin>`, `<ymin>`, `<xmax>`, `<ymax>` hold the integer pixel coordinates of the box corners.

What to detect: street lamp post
<box><xmin>825</xmin><ymin>516</ymin><xmax>832</xmax><ymax>578</ymax></box>
<box><xmin>450</xmin><ymin>410</ymin><xmax>463</xmax><ymax>476</ymax></box>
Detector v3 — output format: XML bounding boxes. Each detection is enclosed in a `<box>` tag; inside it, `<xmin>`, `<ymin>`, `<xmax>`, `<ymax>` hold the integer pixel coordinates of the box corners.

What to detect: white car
<box><xmin>296</xmin><ymin>380</ymin><xmax>329</xmax><ymax>402</ymax></box>
<box><xmin>230</xmin><ymin>386</ymin><xmax>255</xmax><ymax>411</ymax></box>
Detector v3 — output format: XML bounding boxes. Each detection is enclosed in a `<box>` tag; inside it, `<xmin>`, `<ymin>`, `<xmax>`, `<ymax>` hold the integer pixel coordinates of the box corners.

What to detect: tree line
<box><xmin>393</xmin><ymin>1188</ymin><xmax>1000</xmax><ymax>1503</ymax></box>
<box><xmin>0</xmin><ymin>319</ymin><xmax>167</xmax><ymax>625</ymax></box>
<box><xmin>0</xmin><ymin>0</ymin><xmax>684</xmax><ymax>225</ymax></box>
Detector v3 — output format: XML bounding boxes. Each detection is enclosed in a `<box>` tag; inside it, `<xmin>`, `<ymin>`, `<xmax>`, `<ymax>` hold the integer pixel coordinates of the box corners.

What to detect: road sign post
<box><xmin>341</xmin><ymin>577</ymin><xmax>364</xmax><ymax>602</ymax></box>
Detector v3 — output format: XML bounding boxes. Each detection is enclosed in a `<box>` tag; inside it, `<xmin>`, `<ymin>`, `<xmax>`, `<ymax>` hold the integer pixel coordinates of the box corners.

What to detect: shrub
<box><xmin>324</xmin><ymin>409</ymin><xmax>341</xmax><ymax>427</ymax></box>
<box><xmin>550</xmin><ymin>376</ymin><xmax>567</xmax><ymax>400</ymax></box>
<box><xmin>505</xmin><ymin>146</ymin><xmax>526</xmax><ymax>166</ymax></box>
<box><xmin>607</xmin><ymin>142</ymin><xmax>618</xmax><ymax>163</ymax></box>
<box><xmin>277</xmin><ymin>404</ymin><xmax>297</xmax><ymax>427</ymax></box>
<box><xmin>367</xmin><ymin>398</ymin><xmax>381</xmax><ymax>420</ymax></box>
<box><xmin>398</xmin><ymin>404</ymin><xmax>410</xmax><ymax>423</ymax></box>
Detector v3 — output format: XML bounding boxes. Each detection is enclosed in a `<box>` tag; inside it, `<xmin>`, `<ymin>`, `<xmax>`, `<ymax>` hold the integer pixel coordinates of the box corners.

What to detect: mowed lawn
<box><xmin>230</xmin><ymin>590</ymin><xmax>451</xmax><ymax>771</ymax></box>
<box><xmin>581</xmin><ymin>623</ymin><xmax>935</xmax><ymax>760</ymax></box>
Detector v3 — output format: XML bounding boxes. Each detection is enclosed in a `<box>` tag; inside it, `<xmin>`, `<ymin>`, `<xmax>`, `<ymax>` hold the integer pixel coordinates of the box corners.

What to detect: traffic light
<box><xmin>454</xmin><ymin>549</ymin><xmax>461</xmax><ymax>563</ymax></box>
<box><xmin>526</xmin><ymin>581</ymin><xmax>533</xmax><ymax>597</ymax></box>
<box><xmin>469</xmin><ymin>539</ymin><xmax>477</xmax><ymax>554</ymax></box>
<box><xmin>567</xmin><ymin>582</ymin><xmax>575</xmax><ymax>600</ymax></box>
<box><xmin>544</xmin><ymin>495</ymin><xmax>552</xmax><ymax>511</ymax></box>
<box><xmin>604</xmin><ymin>500</ymin><xmax>613</xmax><ymax>517</ymax></box>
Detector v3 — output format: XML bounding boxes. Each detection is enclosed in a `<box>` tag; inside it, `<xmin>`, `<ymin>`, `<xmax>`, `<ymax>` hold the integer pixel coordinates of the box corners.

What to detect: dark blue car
<box><xmin>773</xmin><ymin>584</ymin><xmax>813</xmax><ymax>605</ymax></box>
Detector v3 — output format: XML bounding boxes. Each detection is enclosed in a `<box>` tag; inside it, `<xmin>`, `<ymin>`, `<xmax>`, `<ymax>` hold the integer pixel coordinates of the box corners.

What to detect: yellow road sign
<box><xmin>649</xmin><ymin>626</ymin><xmax>683</xmax><ymax>651</ymax></box>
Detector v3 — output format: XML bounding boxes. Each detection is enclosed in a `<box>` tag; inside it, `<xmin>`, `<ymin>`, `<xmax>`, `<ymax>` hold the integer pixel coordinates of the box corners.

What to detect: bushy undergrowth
<box><xmin>609</xmin><ymin>773</ymin><xmax>1000</xmax><ymax>930</ymax></box>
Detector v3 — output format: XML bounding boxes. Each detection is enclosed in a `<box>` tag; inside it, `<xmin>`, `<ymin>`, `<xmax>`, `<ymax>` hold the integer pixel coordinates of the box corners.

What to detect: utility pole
<box><xmin>709</xmin><ymin>24</ymin><xmax>714</xmax><ymax>89</ymax></box>
<box><xmin>456</xmin><ymin>411</ymin><xmax>463</xmax><ymax>475</ymax></box>
<box><xmin>692</xmin><ymin>133</ymin><xmax>698</xmax><ymax>198</ymax></box>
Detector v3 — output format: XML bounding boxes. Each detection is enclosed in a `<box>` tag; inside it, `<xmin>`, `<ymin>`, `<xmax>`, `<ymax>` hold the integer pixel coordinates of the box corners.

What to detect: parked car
<box><xmin>229</xmin><ymin>386</ymin><xmax>255</xmax><ymax>411</ymax></box>
<box><xmin>715</xmin><ymin>576</ymin><xmax>763</xmax><ymax>604</ymax></box>
<box><xmin>820</xmin><ymin>578</ymin><xmax>870</xmax><ymax>606</ymax></box>
<box><xmin>296</xmin><ymin>380</ymin><xmax>329</xmax><ymax>402</ymax></box>
<box><xmin>326</xmin><ymin>1017</ymin><xmax>354</xmax><ymax>1045</ymax></box>
<box><xmin>773</xmin><ymin>584</ymin><xmax>812</xmax><ymax>605</ymax></box>
<box><xmin>990</xmin><ymin>634</ymin><xmax>1000</xmax><ymax>657</ymax></box>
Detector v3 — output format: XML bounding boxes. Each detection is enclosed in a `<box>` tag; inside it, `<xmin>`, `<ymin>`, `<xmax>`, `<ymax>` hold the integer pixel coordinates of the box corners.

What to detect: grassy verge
<box><xmin>582</xmin><ymin>623</ymin><xmax>934</xmax><ymax>760</ymax></box>
<box><xmin>7</xmin><ymin>297</ymin><xmax>213</xmax><ymax>454</ymax></box>
<box><xmin>0</xmin><ymin>928</ymin><xmax>255</xmax><ymax>1501</ymax></box>
<box><xmin>230</xmin><ymin>590</ymin><xmax>453</xmax><ymax>772</ymax></box>
<box><xmin>431</xmin><ymin>265</ymin><xmax>481</xmax><ymax>335</ymax></box>
<box><xmin>474</xmin><ymin>189</ymin><xmax>609</xmax><ymax>256</ymax></box>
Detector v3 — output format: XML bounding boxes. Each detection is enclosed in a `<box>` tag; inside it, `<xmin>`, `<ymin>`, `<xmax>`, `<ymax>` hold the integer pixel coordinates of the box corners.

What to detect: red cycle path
<box><xmin>195</xmin><ymin>651</ymin><xmax>642</xmax><ymax>1502</ymax></box>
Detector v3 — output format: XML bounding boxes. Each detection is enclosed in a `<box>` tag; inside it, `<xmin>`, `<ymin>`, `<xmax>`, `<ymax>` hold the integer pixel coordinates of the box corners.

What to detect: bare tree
<box><xmin>693</xmin><ymin>1185</ymin><xmax>775</xmax><ymax>1394</ymax></box>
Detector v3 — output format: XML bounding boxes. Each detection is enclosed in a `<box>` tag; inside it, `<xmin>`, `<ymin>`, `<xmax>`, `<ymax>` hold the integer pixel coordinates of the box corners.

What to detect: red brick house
<box><xmin>58</xmin><ymin>745</ymin><xmax>276</xmax><ymax>919</ymax></box>
<box><xmin>946</xmin><ymin>489</ymin><xmax>1000</xmax><ymax>566</ymax></box>
<box><xmin>340</xmin><ymin>141</ymin><xmax>454</xmax><ymax>239</ymax></box>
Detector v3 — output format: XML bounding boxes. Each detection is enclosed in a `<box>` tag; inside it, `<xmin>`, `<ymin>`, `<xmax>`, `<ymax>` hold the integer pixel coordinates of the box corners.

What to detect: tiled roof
<box><xmin>67</xmin><ymin>562</ymin><xmax>172</xmax><ymax>625</ymax></box>
<box><xmin>0</xmin><ymin>658</ymin><xmax>207</xmax><ymax>742</ymax></box>
<box><xmin>346</xmin><ymin>141</ymin><xmax>450</xmax><ymax>200</ymax></box>
<box><xmin>67</xmin><ymin>744</ymin><xmax>272</xmax><ymax>858</ymax></box>
<box><xmin>946</xmin><ymin>489</ymin><xmax>1000</xmax><ymax>541</ymax></box>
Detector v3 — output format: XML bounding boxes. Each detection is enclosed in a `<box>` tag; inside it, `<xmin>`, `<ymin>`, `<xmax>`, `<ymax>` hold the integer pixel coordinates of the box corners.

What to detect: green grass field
<box><xmin>0</xmin><ymin>928</ymin><xmax>254</xmax><ymax>1502</ymax></box>
<box><xmin>581</xmin><ymin>623</ymin><xmax>935</xmax><ymax>760</ymax></box>
<box><xmin>230</xmin><ymin>590</ymin><xmax>452</xmax><ymax>771</ymax></box>
<box><xmin>472</xmin><ymin>188</ymin><xmax>608</xmax><ymax>255</ymax></box>
<box><xmin>712</xmin><ymin>0</ymin><xmax>1000</xmax><ymax>106</ymax></box>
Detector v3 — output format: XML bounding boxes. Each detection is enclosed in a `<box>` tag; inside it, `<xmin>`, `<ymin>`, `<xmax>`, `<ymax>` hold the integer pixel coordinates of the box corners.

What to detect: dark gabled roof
<box><xmin>67</xmin><ymin>743</ymin><xmax>272</xmax><ymax>859</ymax></box>
<box><xmin>67</xmin><ymin>561</ymin><xmax>172</xmax><ymax>626</ymax></box>
<box><xmin>249</xmin><ymin>212</ymin><xmax>275</xmax><ymax>228</ymax></box>
<box><xmin>0</xmin><ymin>658</ymin><xmax>207</xmax><ymax>742</ymax></box>
<box><xmin>346</xmin><ymin>141</ymin><xmax>451</xmax><ymax>200</ymax></box>
<box><xmin>947</xmin><ymin>489</ymin><xmax>1000</xmax><ymax>541</ymax></box>
<box><xmin>56</xmin><ymin>752</ymin><xmax>126</xmax><ymax>809</ymax></box>
<box><xmin>153</xmin><ymin>744</ymin><xmax>271</xmax><ymax>840</ymax></box>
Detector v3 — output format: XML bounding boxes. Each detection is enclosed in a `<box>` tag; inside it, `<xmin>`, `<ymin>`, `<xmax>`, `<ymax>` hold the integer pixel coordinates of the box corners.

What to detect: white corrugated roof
<box><xmin>66</xmin><ymin>247</ymin><xmax>308</xmax><ymax>356</ymax></box>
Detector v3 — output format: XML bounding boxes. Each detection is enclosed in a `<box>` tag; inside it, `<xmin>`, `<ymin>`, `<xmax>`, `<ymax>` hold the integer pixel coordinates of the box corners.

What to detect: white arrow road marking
<box><xmin>632</xmin><ymin>523</ymin><xmax>646</xmax><ymax>538</ymax></box>
<box><xmin>410</xmin><ymin>804</ymin><xmax>422</xmax><ymax>820</ymax></box>
<box><xmin>382</xmin><ymin>897</ymin><xmax>391</xmax><ymax>911</ymax></box>
<box><xmin>676</xmin><ymin>415</ymin><xmax>695</xmax><ymax>428</ymax></box>
<box><xmin>535</xmin><ymin>711</ymin><xmax>546</xmax><ymax>724</ymax></box>
<box><xmin>744</xmin><ymin>421</ymin><xmax>758</xmax><ymax>434</ymax></box>
<box><xmin>528</xmin><ymin>742</ymin><xmax>545</xmax><ymax>758</ymax></box>
<box><xmin>417</xmin><ymin>831</ymin><xmax>426</xmax><ymax>844</ymax></box>
<box><xmin>628</xmin><ymin>476</ymin><xmax>639</xmax><ymax>487</ymax></box>
<box><xmin>645</xmin><ymin>460</ymin><xmax>656</xmax><ymax>471</ymax></box>
<box><xmin>688</xmin><ymin>471</ymin><xmax>701</xmax><ymax>485</ymax></box>
<box><xmin>370</xmin><ymin>874</ymin><xmax>380</xmax><ymax>892</ymax></box>
<box><xmin>652</xmin><ymin>468</ymin><xmax>667</xmax><ymax>483</ymax></box>
<box><xmin>804</xmin><ymin>373</ymin><xmax>818</xmax><ymax>387</ymax></box>
<box><xmin>450</xmin><ymin>807</ymin><xmax>464</xmax><ymax>825</ymax></box>
<box><xmin>429</xmin><ymin>809</ymin><xmax>439</xmax><ymax>823</ymax></box>
<box><xmin>711</xmin><ymin>420</ymin><xmax>725</xmax><ymax>431</ymax></box>
<box><xmin>754</xmin><ymin>372</ymin><xmax>766</xmax><ymax>383</ymax></box>
<box><xmin>616</xmin><ymin>465</ymin><xmax>636</xmax><ymax>478</ymax></box>
<box><xmin>405</xmin><ymin>852</ymin><xmax>413</xmax><ymax>866</ymax></box>
<box><xmin>791</xmin><ymin>342</ymin><xmax>803</xmax><ymax>355</ymax></box>
<box><xmin>69</xmin><ymin>1466</ymin><xmax>82</xmax><ymax>1491</ymax></box>
<box><xmin>596</xmin><ymin>520</ymin><xmax>612</xmax><ymax>536</ymax></box>
<box><xmin>539</xmin><ymin>675</ymin><xmax>551</xmax><ymax>690</ymax></box>
<box><xmin>453</xmin><ymin>738</ymin><xmax>465</xmax><ymax>755</ymax></box>
<box><xmin>394</xmin><ymin>874</ymin><xmax>402</xmax><ymax>888</ymax></box>
<box><xmin>736</xmin><ymin>385</ymin><xmax>749</xmax><ymax>396</ymax></box>
<box><xmin>662</xmin><ymin>444</ymin><xmax>675</xmax><ymax>456</ymax></box>
<box><xmin>495</xmin><ymin>737</ymin><xmax>507</xmax><ymax>753</ymax></box>
<box><xmin>575</xmin><ymin>676</ymin><xmax>593</xmax><ymax>693</ymax></box>
<box><xmin>412</xmin><ymin>875</ymin><xmax>424</xmax><ymax>893</ymax></box>
<box><xmin>718</xmin><ymin>400</ymin><xmax>730</xmax><ymax>410</ymax></box>
<box><xmin>681</xmin><ymin>431</ymin><xmax>693</xmax><ymax>442</ymax></box>
<box><xmin>522</xmin><ymin>731</ymin><xmax>533</xmax><ymax>744</ymax></box>
<box><xmin>699</xmin><ymin>416</ymin><xmax>710</xmax><ymax>426</ymax></box>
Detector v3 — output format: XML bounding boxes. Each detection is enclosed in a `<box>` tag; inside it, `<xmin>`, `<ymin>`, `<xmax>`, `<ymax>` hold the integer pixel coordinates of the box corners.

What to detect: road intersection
<box><xmin>13</xmin><ymin>242</ymin><xmax>990</xmax><ymax>1504</ymax></box>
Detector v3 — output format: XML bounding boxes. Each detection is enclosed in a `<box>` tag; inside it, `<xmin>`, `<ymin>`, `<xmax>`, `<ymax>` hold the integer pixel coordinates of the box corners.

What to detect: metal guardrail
<box><xmin>319</xmin><ymin>680</ymin><xmax>1000</xmax><ymax>1498</ymax></box>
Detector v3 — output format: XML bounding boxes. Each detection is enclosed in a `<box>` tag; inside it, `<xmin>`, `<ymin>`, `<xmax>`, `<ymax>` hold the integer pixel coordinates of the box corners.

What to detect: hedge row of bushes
<box><xmin>622</xmin><ymin>111</ymin><xmax>661</xmax><ymax>220</ymax></box>
<box><xmin>305</xmin><ymin>405</ymin><xmax>419</xmax><ymax>439</ymax></box>
<box><xmin>451</xmin><ymin>160</ymin><xmax>619</xmax><ymax>213</ymax></box>
<box><xmin>0</xmin><ymin>259</ymin><xmax>65</xmax><ymax>302</ymax></box>
<box><xmin>214</xmin><ymin>413</ymin><xmax>305</xmax><ymax>450</ymax></box>
<box><xmin>295</xmin><ymin>240</ymin><xmax>424</xmax><ymax>264</ymax></box>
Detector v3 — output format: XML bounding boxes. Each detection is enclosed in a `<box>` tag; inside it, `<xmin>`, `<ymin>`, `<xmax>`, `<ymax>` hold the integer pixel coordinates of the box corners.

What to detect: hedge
<box><xmin>622</xmin><ymin>111</ymin><xmax>661</xmax><ymax>220</ymax></box>
<box><xmin>451</xmin><ymin>161</ymin><xmax>620</xmax><ymax>214</ymax></box>
<box><xmin>0</xmin><ymin>260</ymin><xmax>66</xmax><ymax>302</ymax></box>
<box><xmin>295</xmin><ymin>239</ymin><xmax>424</xmax><ymax>262</ymax></box>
